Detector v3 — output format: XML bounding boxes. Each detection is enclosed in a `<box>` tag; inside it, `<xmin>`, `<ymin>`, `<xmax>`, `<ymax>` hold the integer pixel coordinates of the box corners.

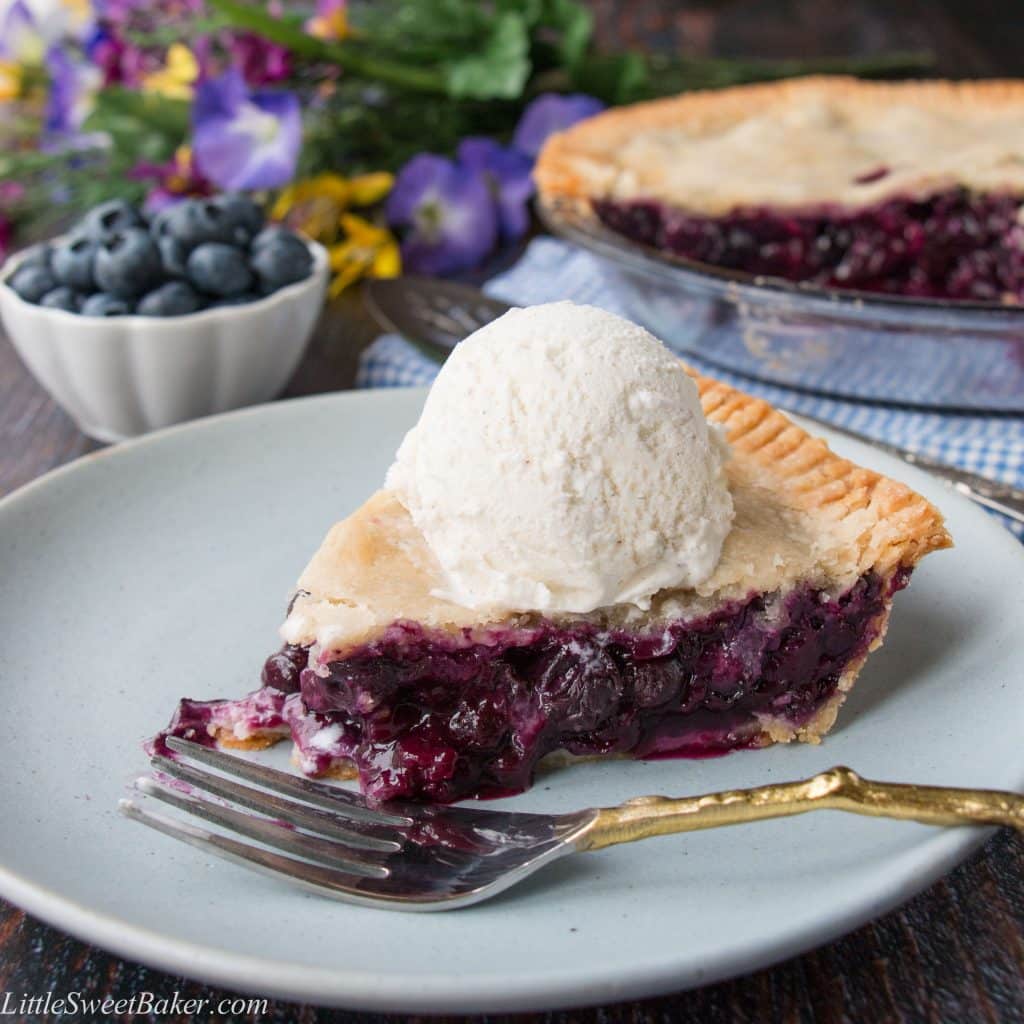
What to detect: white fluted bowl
<box><xmin>0</xmin><ymin>238</ymin><xmax>328</xmax><ymax>442</ymax></box>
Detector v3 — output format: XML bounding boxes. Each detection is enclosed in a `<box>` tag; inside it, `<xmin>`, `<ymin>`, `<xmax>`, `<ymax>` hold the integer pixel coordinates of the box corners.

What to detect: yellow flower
<box><xmin>164</xmin><ymin>145</ymin><xmax>196</xmax><ymax>194</ymax></box>
<box><xmin>327</xmin><ymin>214</ymin><xmax>400</xmax><ymax>297</ymax></box>
<box><xmin>271</xmin><ymin>172</ymin><xmax>396</xmax><ymax>293</ymax></box>
<box><xmin>0</xmin><ymin>61</ymin><xmax>20</xmax><ymax>102</ymax></box>
<box><xmin>142</xmin><ymin>44</ymin><xmax>199</xmax><ymax>101</ymax></box>
<box><xmin>306</xmin><ymin>2</ymin><xmax>352</xmax><ymax>42</ymax></box>
<box><xmin>271</xmin><ymin>171</ymin><xmax>393</xmax><ymax>246</ymax></box>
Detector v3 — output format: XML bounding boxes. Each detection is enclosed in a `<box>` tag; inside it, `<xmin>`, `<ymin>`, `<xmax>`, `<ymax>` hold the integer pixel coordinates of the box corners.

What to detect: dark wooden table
<box><xmin>3</xmin><ymin>2</ymin><xmax>1024</xmax><ymax>1021</ymax></box>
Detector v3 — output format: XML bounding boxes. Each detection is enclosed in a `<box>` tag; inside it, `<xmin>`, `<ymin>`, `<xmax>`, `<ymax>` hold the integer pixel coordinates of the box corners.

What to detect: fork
<box><xmin>120</xmin><ymin>737</ymin><xmax>1024</xmax><ymax>911</ymax></box>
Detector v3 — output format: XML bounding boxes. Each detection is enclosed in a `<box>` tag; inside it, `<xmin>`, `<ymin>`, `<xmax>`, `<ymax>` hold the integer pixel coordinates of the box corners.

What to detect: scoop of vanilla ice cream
<box><xmin>385</xmin><ymin>301</ymin><xmax>734</xmax><ymax>614</ymax></box>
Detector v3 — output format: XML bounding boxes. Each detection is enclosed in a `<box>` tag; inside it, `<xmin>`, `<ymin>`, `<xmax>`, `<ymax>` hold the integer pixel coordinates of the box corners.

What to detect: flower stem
<box><xmin>208</xmin><ymin>0</ymin><xmax>447</xmax><ymax>93</ymax></box>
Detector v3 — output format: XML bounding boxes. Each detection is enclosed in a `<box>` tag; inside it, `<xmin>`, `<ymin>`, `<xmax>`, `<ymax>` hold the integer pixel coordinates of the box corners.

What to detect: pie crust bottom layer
<box><xmin>153</xmin><ymin>568</ymin><xmax>908</xmax><ymax>803</ymax></box>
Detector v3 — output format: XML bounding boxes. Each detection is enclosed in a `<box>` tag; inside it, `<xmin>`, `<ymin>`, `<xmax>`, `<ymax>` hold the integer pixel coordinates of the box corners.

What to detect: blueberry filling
<box><xmin>593</xmin><ymin>189</ymin><xmax>1024</xmax><ymax>302</ymax></box>
<box><xmin>153</xmin><ymin>571</ymin><xmax>908</xmax><ymax>803</ymax></box>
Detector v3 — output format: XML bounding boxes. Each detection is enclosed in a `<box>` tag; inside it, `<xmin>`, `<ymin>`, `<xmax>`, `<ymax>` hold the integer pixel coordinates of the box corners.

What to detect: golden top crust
<box><xmin>535</xmin><ymin>76</ymin><xmax>1024</xmax><ymax>216</ymax></box>
<box><xmin>281</xmin><ymin>368</ymin><xmax>951</xmax><ymax>657</ymax></box>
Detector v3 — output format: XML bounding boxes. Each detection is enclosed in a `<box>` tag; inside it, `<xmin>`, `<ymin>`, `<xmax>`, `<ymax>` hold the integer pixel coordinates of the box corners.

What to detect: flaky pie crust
<box><xmin>281</xmin><ymin>366</ymin><xmax>950</xmax><ymax>658</ymax></box>
<box><xmin>535</xmin><ymin>76</ymin><xmax>1024</xmax><ymax>216</ymax></box>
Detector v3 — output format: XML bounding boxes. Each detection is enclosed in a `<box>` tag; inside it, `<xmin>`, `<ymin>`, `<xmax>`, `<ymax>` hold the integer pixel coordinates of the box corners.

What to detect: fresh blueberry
<box><xmin>52</xmin><ymin>236</ymin><xmax>98</xmax><ymax>291</ymax></box>
<box><xmin>8</xmin><ymin>263</ymin><xmax>58</xmax><ymax>303</ymax></box>
<box><xmin>78</xmin><ymin>199</ymin><xmax>143</xmax><ymax>242</ymax></box>
<box><xmin>164</xmin><ymin>198</ymin><xmax>237</xmax><ymax>247</ymax></box>
<box><xmin>94</xmin><ymin>228</ymin><xmax>163</xmax><ymax>298</ymax></box>
<box><xmin>148</xmin><ymin>205</ymin><xmax>175</xmax><ymax>239</ymax></box>
<box><xmin>136</xmin><ymin>280</ymin><xmax>203</xmax><ymax>316</ymax></box>
<box><xmin>250</xmin><ymin>232</ymin><xmax>313</xmax><ymax>294</ymax></box>
<box><xmin>15</xmin><ymin>243</ymin><xmax>52</xmax><ymax>270</ymax></box>
<box><xmin>157</xmin><ymin>235</ymin><xmax>189</xmax><ymax>278</ymax></box>
<box><xmin>80</xmin><ymin>292</ymin><xmax>133</xmax><ymax>316</ymax></box>
<box><xmin>187</xmin><ymin>242</ymin><xmax>253</xmax><ymax>297</ymax></box>
<box><xmin>250</xmin><ymin>225</ymin><xmax>290</xmax><ymax>251</ymax></box>
<box><xmin>211</xmin><ymin>193</ymin><xmax>265</xmax><ymax>244</ymax></box>
<box><xmin>209</xmin><ymin>292</ymin><xmax>261</xmax><ymax>307</ymax></box>
<box><xmin>39</xmin><ymin>286</ymin><xmax>82</xmax><ymax>312</ymax></box>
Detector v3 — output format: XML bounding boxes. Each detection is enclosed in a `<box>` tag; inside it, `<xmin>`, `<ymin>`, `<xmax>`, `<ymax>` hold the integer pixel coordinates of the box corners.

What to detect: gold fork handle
<box><xmin>575</xmin><ymin>767</ymin><xmax>1024</xmax><ymax>852</ymax></box>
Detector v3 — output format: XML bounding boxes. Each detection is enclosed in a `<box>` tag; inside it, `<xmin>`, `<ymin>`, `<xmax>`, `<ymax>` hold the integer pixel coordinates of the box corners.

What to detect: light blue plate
<box><xmin>0</xmin><ymin>389</ymin><xmax>1021</xmax><ymax>1013</ymax></box>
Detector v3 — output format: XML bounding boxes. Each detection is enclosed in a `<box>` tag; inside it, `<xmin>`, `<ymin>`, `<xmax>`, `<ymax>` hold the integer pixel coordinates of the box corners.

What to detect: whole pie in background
<box><xmin>152</xmin><ymin>302</ymin><xmax>951</xmax><ymax>803</ymax></box>
<box><xmin>535</xmin><ymin>76</ymin><xmax>1024</xmax><ymax>304</ymax></box>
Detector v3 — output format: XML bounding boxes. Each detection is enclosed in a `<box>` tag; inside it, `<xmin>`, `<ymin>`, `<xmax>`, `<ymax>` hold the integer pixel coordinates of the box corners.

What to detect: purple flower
<box><xmin>0</xmin><ymin>1</ymin><xmax>38</xmax><ymax>62</ymax></box>
<box><xmin>512</xmin><ymin>93</ymin><xmax>604</xmax><ymax>158</ymax></box>
<box><xmin>85</xmin><ymin>23</ymin><xmax>150</xmax><ymax>86</ymax></box>
<box><xmin>191</xmin><ymin>69</ymin><xmax>301</xmax><ymax>190</ymax></box>
<box><xmin>91</xmin><ymin>0</ymin><xmax>144</xmax><ymax>21</ymax></box>
<box><xmin>93</xmin><ymin>0</ymin><xmax>204</xmax><ymax>25</ymax></box>
<box><xmin>44</xmin><ymin>45</ymin><xmax>100</xmax><ymax>136</ymax></box>
<box><xmin>224</xmin><ymin>31</ymin><xmax>292</xmax><ymax>86</ymax></box>
<box><xmin>387</xmin><ymin>154</ymin><xmax>497</xmax><ymax>275</ymax></box>
<box><xmin>457</xmin><ymin>138</ymin><xmax>534</xmax><ymax>242</ymax></box>
<box><xmin>131</xmin><ymin>148</ymin><xmax>214</xmax><ymax>213</ymax></box>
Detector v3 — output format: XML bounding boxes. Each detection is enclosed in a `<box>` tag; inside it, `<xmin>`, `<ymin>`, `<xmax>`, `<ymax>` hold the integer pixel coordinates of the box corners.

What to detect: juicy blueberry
<box><xmin>39</xmin><ymin>286</ymin><xmax>81</xmax><ymax>312</ymax></box>
<box><xmin>18</xmin><ymin>196</ymin><xmax>310</xmax><ymax>320</ymax></box>
<box><xmin>79</xmin><ymin>199</ymin><xmax>143</xmax><ymax>242</ymax></box>
<box><xmin>157</xmin><ymin>235</ymin><xmax>189</xmax><ymax>278</ymax></box>
<box><xmin>250</xmin><ymin>225</ymin><xmax>289</xmax><ymax>251</ymax></box>
<box><xmin>212</xmin><ymin>192</ymin><xmax>265</xmax><ymax>244</ymax></box>
<box><xmin>8</xmin><ymin>264</ymin><xmax>58</xmax><ymax>303</ymax></box>
<box><xmin>261</xmin><ymin>644</ymin><xmax>307</xmax><ymax>692</ymax></box>
<box><xmin>595</xmin><ymin>190</ymin><xmax>1024</xmax><ymax>302</ymax></box>
<box><xmin>148</xmin><ymin>206</ymin><xmax>174</xmax><ymax>240</ymax></box>
<box><xmin>94</xmin><ymin>228</ymin><xmax>163</xmax><ymax>298</ymax></box>
<box><xmin>80</xmin><ymin>292</ymin><xmax>133</xmax><ymax>316</ymax></box>
<box><xmin>163</xmin><ymin>198</ymin><xmax>238</xmax><ymax>247</ymax></box>
<box><xmin>250</xmin><ymin>232</ymin><xmax>313</xmax><ymax>294</ymax></box>
<box><xmin>15</xmin><ymin>243</ymin><xmax>52</xmax><ymax>270</ymax></box>
<box><xmin>186</xmin><ymin>242</ymin><xmax>254</xmax><ymax>297</ymax></box>
<box><xmin>136</xmin><ymin>280</ymin><xmax>203</xmax><ymax>317</ymax></box>
<box><xmin>52</xmin><ymin>236</ymin><xmax>98</xmax><ymax>291</ymax></box>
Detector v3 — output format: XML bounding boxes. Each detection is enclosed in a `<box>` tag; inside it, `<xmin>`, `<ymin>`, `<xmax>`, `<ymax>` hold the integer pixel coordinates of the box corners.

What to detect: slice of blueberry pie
<box><xmin>153</xmin><ymin>303</ymin><xmax>950</xmax><ymax>803</ymax></box>
<box><xmin>536</xmin><ymin>76</ymin><xmax>1024</xmax><ymax>303</ymax></box>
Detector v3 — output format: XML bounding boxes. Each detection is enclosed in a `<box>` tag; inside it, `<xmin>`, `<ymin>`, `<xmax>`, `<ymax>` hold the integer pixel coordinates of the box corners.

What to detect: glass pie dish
<box><xmin>539</xmin><ymin>196</ymin><xmax>1024</xmax><ymax>412</ymax></box>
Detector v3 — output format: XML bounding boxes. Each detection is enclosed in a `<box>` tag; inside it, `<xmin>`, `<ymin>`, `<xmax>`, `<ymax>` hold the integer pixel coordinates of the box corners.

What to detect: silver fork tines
<box><xmin>149</xmin><ymin>755</ymin><xmax>401</xmax><ymax>852</ymax></box>
<box><xmin>134</xmin><ymin>776</ymin><xmax>390</xmax><ymax>877</ymax></box>
<box><xmin>121</xmin><ymin>738</ymin><xmax>595</xmax><ymax>911</ymax></box>
<box><xmin>163</xmin><ymin>735</ymin><xmax>411</xmax><ymax>825</ymax></box>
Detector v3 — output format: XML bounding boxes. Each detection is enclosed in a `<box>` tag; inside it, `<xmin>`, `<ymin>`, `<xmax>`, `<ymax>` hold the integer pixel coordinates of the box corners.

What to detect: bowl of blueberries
<box><xmin>0</xmin><ymin>193</ymin><xmax>327</xmax><ymax>441</ymax></box>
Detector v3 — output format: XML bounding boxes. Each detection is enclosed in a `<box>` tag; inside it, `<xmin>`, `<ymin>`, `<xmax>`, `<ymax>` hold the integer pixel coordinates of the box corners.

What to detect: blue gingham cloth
<box><xmin>358</xmin><ymin>238</ymin><xmax>1024</xmax><ymax>541</ymax></box>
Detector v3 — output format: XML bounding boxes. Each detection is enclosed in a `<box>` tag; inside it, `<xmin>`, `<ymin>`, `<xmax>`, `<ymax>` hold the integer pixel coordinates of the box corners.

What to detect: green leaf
<box><xmin>83</xmin><ymin>87</ymin><xmax>190</xmax><ymax>142</ymax></box>
<box><xmin>538</xmin><ymin>0</ymin><xmax>592</xmax><ymax>66</ymax></box>
<box><xmin>494</xmin><ymin>0</ymin><xmax>544</xmax><ymax>27</ymax></box>
<box><xmin>569</xmin><ymin>51</ymin><xmax>648</xmax><ymax>103</ymax></box>
<box><xmin>444</xmin><ymin>12</ymin><xmax>531</xmax><ymax>99</ymax></box>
